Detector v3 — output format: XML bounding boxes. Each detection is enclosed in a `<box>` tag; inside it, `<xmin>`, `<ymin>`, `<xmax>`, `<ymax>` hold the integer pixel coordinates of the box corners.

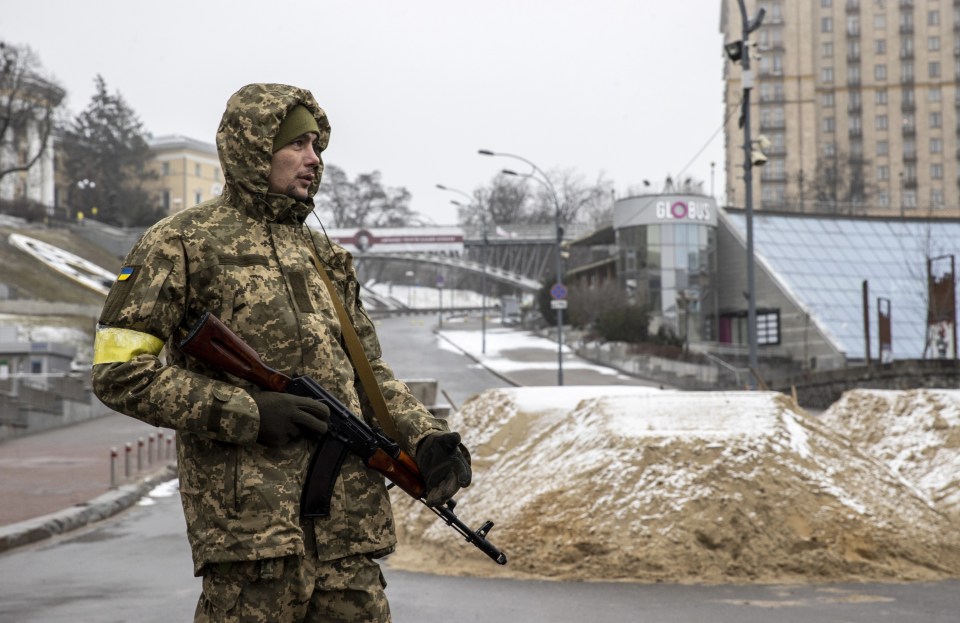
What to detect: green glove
<box><xmin>250</xmin><ymin>390</ymin><xmax>330</xmax><ymax>447</ymax></box>
<box><xmin>416</xmin><ymin>431</ymin><xmax>472</xmax><ymax>506</ymax></box>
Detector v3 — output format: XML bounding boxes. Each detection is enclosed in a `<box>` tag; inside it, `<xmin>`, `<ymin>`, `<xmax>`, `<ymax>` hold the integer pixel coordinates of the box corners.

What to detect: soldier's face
<box><xmin>268</xmin><ymin>132</ymin><xmax>321</xmax><ymax>200</ymax></box>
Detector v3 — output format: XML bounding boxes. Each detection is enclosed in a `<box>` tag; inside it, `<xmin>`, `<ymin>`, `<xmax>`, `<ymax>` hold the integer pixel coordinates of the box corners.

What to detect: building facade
<box><xmin>0</xmin><ymin>71</ymin><xmax>64</xmax><ymax>211</ymax></box>
<box><xmin>721</xmin><ymin>0</ymin><xmax>960</xmax><ymax>217</ymax></box>
<box><xmin>612</xmin><ymin>194</ymin><xmax>720</xmax><ymax>343</ymax></box>
<box><xmin>146</xmin><ymin>135</ymin><xmax>222</xmax><ymax>215</ymax></box>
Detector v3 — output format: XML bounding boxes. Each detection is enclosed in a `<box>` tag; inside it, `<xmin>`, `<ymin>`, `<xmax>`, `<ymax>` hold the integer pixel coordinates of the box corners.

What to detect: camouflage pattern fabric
<box><xmin>91</xmin><ymin>83</ymin><xmax>449</xmax><ymax>578</ymax></box>
<box><xmin>194</xmin><ymin>554</ymin><xmax>389</xmax><ymax>623</ymax></box>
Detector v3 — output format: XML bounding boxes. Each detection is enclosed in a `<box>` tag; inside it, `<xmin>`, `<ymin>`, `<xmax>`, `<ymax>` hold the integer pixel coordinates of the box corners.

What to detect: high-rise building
<box><xmin>721</xmin><ymin>0</ymin><xmax>960</xmax><ymax>217</ymax></box>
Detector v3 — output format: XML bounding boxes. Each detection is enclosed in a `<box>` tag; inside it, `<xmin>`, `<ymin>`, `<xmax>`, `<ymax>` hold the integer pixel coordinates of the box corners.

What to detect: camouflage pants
<box><xmin>194</xmin><ymin>553</ymin><xmax>390</xmax><ymax>623</ymax></box>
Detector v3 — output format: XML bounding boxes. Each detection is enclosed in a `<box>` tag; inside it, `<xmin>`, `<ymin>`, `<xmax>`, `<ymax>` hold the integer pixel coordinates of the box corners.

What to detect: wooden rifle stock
<box><xmin>178</xmin><ymin>311</ymin><xmax>507</xmax><ymax>565</ymax></box>
<box><xmin>179</xmin><ymin>311</ymin><xmax>291</xmax><ymax>393</ymax></box>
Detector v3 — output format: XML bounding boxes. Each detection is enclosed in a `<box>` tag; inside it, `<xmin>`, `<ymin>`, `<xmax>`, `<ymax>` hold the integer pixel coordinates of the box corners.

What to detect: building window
<box><xmin>875</xmin><ymin>39</ymin><xmax>886</xmax><ymax>54</ymax></box>
<box><xmin>874</xmin><ymin>14</ymin><xmax>886</xmax><ymax>29</ymax></box>
<box><xmin>929</xmin><ymin>87</ymin><xmax>942</xmax><ymax>102</ymax></box>
<box><xmin>162</xmin><ymin>162</ymin><xmax>170</xmax><ymax>176</ymax></box>
<box><xmin>928</xmin><ymin>10</ymin><xmax>940</xmax><ymax>26</ymax></box>
<box><xmin>821</xmin><ymin>0</ymin><xmax>831</xmax><ymax>6</ymax></box>
<box><xmin>822</xmin><ymin>67</ymin><xmax>835</xmax><ymax>83</ymax></box>
<box><xmin>822</xmin><ymin>17</ymin><xmax>833</xmax><ymax>33</ymax></box>
<box><xmin>875</xmin><ymin>89</ymin><xmax>887</xmax><ymax>105</ymax></box>
<box><xmin>757</xmin><ymin>310</ymin><xmax>781</xmax><ymax>346</ymax></box>
<box><xmin>931</xmin><ymin>137</ymin><xmax>943</xmax><ymax>153</ymax></box>
<box><xmin>822</xmin><ymin>92</ymin><xmax>835</xmax><ymax>107</ymax></box>
<box><xmin>824</xmin><ymin>117</ymin><xmax>836</xmax><ymax>133</ymax></box>
<box><xmin>875</xmin><ymin>64</ymin><xmax>887</xmax><ymax>80</ymax></box>
<box><xmin>162</xmin><ymin>190</ymin><xmax>170</xmax><ymax>212</ymax></box>
<box><xmin>928</xmin><ymin>36</ymin><xmax>940</xmax><ymax>51</ymax></box>
<box><xmin>929</xmin><ymin>62</ymin><xmax>941</xmax><ymax>78</ymax></box>
<box><xmin>931</xmin><ymin>163</ymin><xmax>943</xmax><ymax>179</ymax></box>
<box><xmin>876</xmin><ymin>114</ymin><xmax>889</xmax><ymax>130</ymax></box>
<box><xmin>901</xmin><ymin>61</ymin><xmax>914</xmax><ymax>82</ymax></box>
<box><xmin>877</xmin><ymin>140</ymin><xmax>889</xmax><ymax>156</ymax></box>
<box><xmin>932</xmin><ymin>188</ymin><xmax>944</xmax><ymax>206</ymax></box>
<box><xmin>930</xmin><ymin>111</ymin><xmax>942</xmax><ymax>128</ymax></box>
<box><xmin>214</xmin><ymin>169</ymin><xmax>221</xmax><ymax>182</ymax></box>
<box><xmin>878</xmin><ymin>164</ymin><xmax>889</xmax><ymax>180</ymax></box>
<box><xmin>823</xmin><ymin>41</ymin><xmax>834</xmax><ymax>58</ymax></box>
<box><xmin>823</xmin><ymin>142</ymin><xmax>837</xmax><ymax>156</ymax></box>
<box><xmin>195</xmin><ymin>191</ymin><xmax>202</xmax><ymax>204</ymax></box>
<box><xmin>195</xmin><ymin>163</ymin><xmax>202</xmax><ymax>177</ymax></box>
<box><xmin>878</xmin><ymin>191</ymin><xmax>890</xmax><ymax>207</ymax></box>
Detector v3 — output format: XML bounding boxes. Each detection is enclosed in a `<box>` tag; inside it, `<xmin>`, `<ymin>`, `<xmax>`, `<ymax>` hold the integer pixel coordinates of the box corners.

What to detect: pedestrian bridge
<box><xmin>355</xmin><ymin>252</ymin><xmax>542</xmax><ymax>293</ymax></box>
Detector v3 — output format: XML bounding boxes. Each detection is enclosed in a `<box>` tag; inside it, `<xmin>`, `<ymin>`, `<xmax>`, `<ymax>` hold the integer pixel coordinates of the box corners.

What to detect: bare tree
<box><xmin>0</xmin><ymin>41</ymin><xmax>64</xmax><ymax>188</ymax></box>
<box><xmin>314</xmin><ymin>165</ymin><xmax>418</xmax><ymax>228</ymax></box>
<box><xmin>805</xmin><ymin>150</ymin><xmax>875</xmax><ymax>215</ymax></box>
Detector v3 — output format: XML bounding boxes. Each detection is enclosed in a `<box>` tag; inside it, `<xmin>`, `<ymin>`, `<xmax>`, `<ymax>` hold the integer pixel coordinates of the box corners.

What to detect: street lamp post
<box><xmin>479</xmin><ymin>149</ymin><xmax>565</xmax><ymax>386</ymax></box>
<box><xmin>726</xmin><ymin>1</ymin><xmax>766</xmax><ymax>388</ymax></box>
<box><xmin>436</xmin><ymin>184</ymin><xmax>488</xmax><ymax>354</ymax></box>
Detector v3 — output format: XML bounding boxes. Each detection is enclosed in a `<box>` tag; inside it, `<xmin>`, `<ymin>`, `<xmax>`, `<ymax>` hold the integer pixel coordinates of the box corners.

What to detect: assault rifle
<box><xmin>179</xmin><ymin>311</ymin><xmax>507</xmax><ymax>565</ymax></box>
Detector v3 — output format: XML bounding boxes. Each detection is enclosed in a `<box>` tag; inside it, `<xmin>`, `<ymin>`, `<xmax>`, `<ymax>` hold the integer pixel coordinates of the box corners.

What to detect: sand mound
<box><xmin>820</xmin><ymin>389</ymin><xmax>960</xmax><ymax>520</ymax></box>
<box><xmin>389</xmin><ymin>387</ymin><xmax>960</xmax><ymax>583</ymax></box>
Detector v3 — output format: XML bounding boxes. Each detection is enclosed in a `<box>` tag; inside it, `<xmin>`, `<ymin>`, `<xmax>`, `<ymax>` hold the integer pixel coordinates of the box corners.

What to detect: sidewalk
<box><xmin>0</xmin><ymin>413</ymin><xmax>176</xmax><ymax>552</ymax></box>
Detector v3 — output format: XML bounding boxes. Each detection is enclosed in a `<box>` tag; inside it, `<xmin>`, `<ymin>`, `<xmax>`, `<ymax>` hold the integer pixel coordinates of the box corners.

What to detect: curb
<box><xmin>0</xmin><ymin>464</ymin><xmax>178</xmax><ymax>554</ymax></box>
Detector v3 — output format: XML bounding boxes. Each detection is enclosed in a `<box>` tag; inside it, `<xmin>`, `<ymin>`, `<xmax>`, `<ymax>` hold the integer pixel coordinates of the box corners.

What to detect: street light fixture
<box><xmin>479</xmin><ymin>149</ymin><xmax>565</xmax><ymax>386</ymax></box>
<box><xmin>726</xmin><ymin>0</ymin><xmax>765</xmax><ymax>388</ymax></box>
<box><xmin>436</xmin><ymin>183</ymin><xmax>489</xmax><ymax>354</ymax></box>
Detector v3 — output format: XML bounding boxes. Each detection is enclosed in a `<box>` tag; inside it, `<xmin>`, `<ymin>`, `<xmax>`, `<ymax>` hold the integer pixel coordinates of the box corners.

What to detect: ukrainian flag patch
<box><xmin>117</xmin><ymin>266</ymin><xmax>135</xmax><ymax>281</ymax></box>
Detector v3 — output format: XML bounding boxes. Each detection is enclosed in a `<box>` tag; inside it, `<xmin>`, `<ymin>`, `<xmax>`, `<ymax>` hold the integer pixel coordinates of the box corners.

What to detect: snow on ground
<box><xmin>386</xmin><ymin>324</ymin><xmax>960</xmax><ymax>583</ymax></box>
<box><xmin>821</xmin><ymin>389</ymin><xmax>960</xmax><ymax>520</ymax></box>
<box><xmin>437</xmin><ymin>322</ymin><xmax>638</xmax><ymax>380</ymax></box>
<box><xmin>391</xmin><ymin>388</ymin><xmax>960</xmax><ymax>583</ymax></box>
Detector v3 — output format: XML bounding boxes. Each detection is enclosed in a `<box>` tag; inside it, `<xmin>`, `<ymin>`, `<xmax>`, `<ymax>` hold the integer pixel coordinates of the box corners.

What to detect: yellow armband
<box><xmin>93</xmin><ymin>327</ymin><xmax>165</xmax><ymax>364</ymax></box>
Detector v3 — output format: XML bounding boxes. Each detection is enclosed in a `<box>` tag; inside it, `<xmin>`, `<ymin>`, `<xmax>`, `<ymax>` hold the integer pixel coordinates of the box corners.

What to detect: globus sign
<box><xmin>655</xmin><ymin>199</ymin><xmax>712</xmax><ymax>222</ymax></box>
<box><xmin>613</xmin><ymin>194</ymin><xmax>718</xmax><ymax>229</ymax></box>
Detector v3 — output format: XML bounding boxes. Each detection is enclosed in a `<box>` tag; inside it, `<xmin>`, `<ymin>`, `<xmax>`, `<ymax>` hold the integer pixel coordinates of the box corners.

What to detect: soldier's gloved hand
<box><xmin>416</xmin><ymin>431</ymin><xmax>472</xmax><ymax>506</ymax></box>
<box><xmin>250</xmin><ymin>390</ymin><xmax>330</xmax><ymax>447</ymax></box>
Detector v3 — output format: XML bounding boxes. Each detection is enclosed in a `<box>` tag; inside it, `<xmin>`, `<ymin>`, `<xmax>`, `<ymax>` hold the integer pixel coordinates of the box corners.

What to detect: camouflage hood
<box><xmin>216</xmin><ymin>83</ymin><xmax>331</xmax><ymax>222</ymax></box>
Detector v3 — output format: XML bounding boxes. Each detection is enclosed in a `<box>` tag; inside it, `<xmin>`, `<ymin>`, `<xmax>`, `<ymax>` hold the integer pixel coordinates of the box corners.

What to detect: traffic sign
<box><xmin>550</xmin><ymin>283</ymin><xmax>568</xmax><ymax>300</ymax></box>
<box><xmin>550</xmin><ymin>299</ymin><xmax>568</xmax><ymax>310</ymax></box>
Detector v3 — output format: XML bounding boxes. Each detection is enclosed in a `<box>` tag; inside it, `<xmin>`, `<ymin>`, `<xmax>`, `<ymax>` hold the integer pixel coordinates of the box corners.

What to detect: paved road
<box><xmin>0</xmin><ymin>315</ymin><xmax>957</xmax><ymax>622</ymax></box>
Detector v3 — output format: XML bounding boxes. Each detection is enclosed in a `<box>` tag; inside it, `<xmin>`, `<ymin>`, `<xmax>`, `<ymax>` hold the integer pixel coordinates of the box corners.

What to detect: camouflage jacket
<box><xmin>91</xmin><ymin>84</ymin><xmax>447</xmax><ymax>575</ymax></box>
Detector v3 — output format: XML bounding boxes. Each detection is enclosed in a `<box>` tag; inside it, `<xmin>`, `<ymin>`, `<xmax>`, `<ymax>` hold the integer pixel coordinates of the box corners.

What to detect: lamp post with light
<box><xmin>478</xmin><ymin>149</ymin><xmax>565</xmax><ymax>386</ymax></box>
<box><xmin>436</xmin><ymin>184</ymin><xmax>489</xmax><ymax>354</ymax></box>
<box><xmin>724</xmin><ymin>0</ymin><xmax>766</xmax><ymax>388</ymax></box>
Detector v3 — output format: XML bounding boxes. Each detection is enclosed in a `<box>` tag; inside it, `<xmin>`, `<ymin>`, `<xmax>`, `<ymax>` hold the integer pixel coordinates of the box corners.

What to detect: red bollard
<box><xmin>148</xmin><ymin>434</ymin><xmax>155</xmax><ymax>465</ymax></box>
<box><xmin>137</xmin><ymin>437</ymin><xmax>144</xmax><ymax>471</ymax></box>
<box><xmin>166</xmin><ymin>437</ymin><xmax>174</xmax><ymax>462</ymax></box>
<box><xmin>125</xmin><ymin>443</ymin><xmax>132</xmax><ymax>478</ymax></box>
<box><xmin>110</xmin><ymin>447</ymin><xmax>118</xmax><ymax>489</ymax></box>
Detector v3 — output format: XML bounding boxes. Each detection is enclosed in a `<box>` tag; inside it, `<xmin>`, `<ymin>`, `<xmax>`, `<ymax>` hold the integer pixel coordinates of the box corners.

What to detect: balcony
<box><xmin>848</xmin><ymin>102</ymin><xmax>863</xmax><ymax>113</ymax></box>
<box><xmin>903</xmin><ymin>151</ymin><xmax>918</xmax><ymax>161</ymax></box>
<box><xmin>902</xmin><ymin>125</ymin><xmax>917</xmax><ymax>136</ymax></box>
<box><xmin>901</xmin><ymin>74</ymin><xmax>915</xmax><ymax>85</ymax></box>
<box><xmin>849</xmin><ymin>128</ymin><xmax>864</xmax><ymax>139</ymax></box>
<box><xmin>900</xmin><ymin>24</ymin><xmax>914</xmax><ymax>35</ymax></box>
<box><xmin>847</xmin><ymin>76</ymin><xmax>862</xmax><ymax>87</ymax></box>
<box><xmin>901</xmin><ymin>101</ymin><xmax>916</xmax><ymax>112</ymax></box>
<box><xmin>899</xmin><ymin>49</ymin><xmax>914</xmax><ymax>60</ymax></box>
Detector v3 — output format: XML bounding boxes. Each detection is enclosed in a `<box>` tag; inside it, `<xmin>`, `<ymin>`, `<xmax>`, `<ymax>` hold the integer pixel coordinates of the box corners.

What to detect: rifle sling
<box><xmin>308</xmin><ymin>247</ymin><xmax>402</xmax><ymax>442</ymax></box>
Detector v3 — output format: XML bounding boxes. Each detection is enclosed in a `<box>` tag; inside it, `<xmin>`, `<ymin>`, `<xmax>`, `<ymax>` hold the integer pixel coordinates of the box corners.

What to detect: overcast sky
<box><xmin>4</xmin><ymin>0</ymin><xmax>729</xmax><ymax>225</ymax></box>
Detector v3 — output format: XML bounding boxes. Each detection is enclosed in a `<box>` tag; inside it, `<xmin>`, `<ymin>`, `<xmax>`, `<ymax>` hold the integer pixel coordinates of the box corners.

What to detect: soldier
<box><xmin>91</xmin><ymin>83</ymin><xmax>472</xmax><ymax>623</ymax></box>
